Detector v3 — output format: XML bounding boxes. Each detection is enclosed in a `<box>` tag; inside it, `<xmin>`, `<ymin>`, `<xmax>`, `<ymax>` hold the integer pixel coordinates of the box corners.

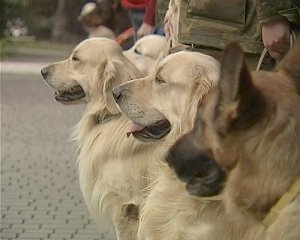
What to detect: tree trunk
<box><xmin>52</xmin><ymin>0</ymin><xmax>86</xmax><ymax>43</ymax></box>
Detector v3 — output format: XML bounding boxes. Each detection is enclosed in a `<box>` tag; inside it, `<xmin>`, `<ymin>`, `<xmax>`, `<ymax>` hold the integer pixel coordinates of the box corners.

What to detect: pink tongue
<box><xmin>127</xmin><ymin>123</ymin><xmax>146</xmax><ymax>137</ymax></box>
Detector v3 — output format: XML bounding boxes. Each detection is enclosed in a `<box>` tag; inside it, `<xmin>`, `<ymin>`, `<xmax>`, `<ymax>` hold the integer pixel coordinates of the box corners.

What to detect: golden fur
<box><xmin>123</xmin><ymin>35</ymin><xmax>169</xmax><ymax>75</ymax></box>
<box><xmin>114</xmin><ymin>51</ymin><xmax>267</xmax><ymax>240</ymax></box>
<box><xmin>41</xmin><ymin>38</ymin><xmax>220</xmax><ymax>240</ymax></box>
<box><xmin>41</xmin><ymin>38</ymin><xmax>147</xmax><ymax>239</ymax></box>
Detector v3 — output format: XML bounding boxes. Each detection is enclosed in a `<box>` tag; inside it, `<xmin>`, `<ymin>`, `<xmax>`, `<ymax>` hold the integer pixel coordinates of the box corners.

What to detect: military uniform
<box><xmin>155</xmin><ymin>0</ymin><xmax>170</xmax><ymax>29</ymax></box>
<box><xmin>170</xmin><ymin>0</ymin><xmax>300</xmax><ymax>69</ymax></box>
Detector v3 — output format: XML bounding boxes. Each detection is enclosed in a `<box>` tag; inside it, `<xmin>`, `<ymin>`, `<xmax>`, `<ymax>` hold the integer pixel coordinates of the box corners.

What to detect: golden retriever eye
<box><xmin>134</xmin><ymin>48</ymin><xmax>142</xmax><ymax>55</ymax></box>
<box><xmin>155</xmin><ymin>77</ymin><xmax>166</xmax><ymax>84</ymax></box>
<box><xmin>72</xmin><ymin>56</ymin><xmax>80</xmax><ymax>62</ymax></box>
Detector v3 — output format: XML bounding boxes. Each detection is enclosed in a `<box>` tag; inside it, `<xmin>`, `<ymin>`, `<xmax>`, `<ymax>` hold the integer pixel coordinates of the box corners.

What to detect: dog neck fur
<box><xmin>71</xmin><ymin>56</ymin><xmax>150</xmax><ymax>226</ymax></box>
<box><xmin>215</xmin><ymin>42</ymin><xmax>300</xmax><ymax>222</ymax></box>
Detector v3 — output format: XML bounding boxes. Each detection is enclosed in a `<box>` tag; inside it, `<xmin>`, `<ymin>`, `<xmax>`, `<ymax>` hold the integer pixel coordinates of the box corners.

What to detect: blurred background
<box><xmin>0</xmin><ymin>0</ymin><xmax>141</xmax><ymax>59</ymax></box>
<box><xmin>1</xmin><ymin>0</ymin><xmax>89</xmax><ymax>72</ymax></box>
<box><xmin>1</xmin><ymin>1</ymin><xmax>122</xmax><ymax>240</ymax></box>
<box><xmin>1</xmin><ymin>0</ymin><xmax>87</xmax><ymax>42</ymax></box>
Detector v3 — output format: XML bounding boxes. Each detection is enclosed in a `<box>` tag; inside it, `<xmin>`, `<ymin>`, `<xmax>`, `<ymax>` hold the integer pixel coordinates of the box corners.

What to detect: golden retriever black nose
<box><xmin>112</xmin><ymin>85</ymin><xmax>123</xmax><ymax>102</ymax></box>
<box><xmin>41</xmin><ymin>67</ymin><xmax>49</xmax><ymax>79</ymax></box>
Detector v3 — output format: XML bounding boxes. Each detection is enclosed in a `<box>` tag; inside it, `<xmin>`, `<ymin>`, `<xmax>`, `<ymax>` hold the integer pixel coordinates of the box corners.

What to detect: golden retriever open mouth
<box><xmin>127</xmin><ymin>119</ymin><xmax>171</xmax><ymax>141</ymax></box>
<box><xmin>54</xmin><ymin>85</ymin><xmax>85</xmax><ymax>103</ymax></box>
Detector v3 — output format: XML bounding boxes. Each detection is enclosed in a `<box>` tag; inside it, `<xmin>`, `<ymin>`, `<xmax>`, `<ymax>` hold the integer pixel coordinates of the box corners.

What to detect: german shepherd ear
<box><xmin>277</xmin><ymin>39</ymin><xmax>300</xmax><ymax>94</ymax></box>
<box><xmin>214</xmin><ymin>42</ymin><xmax>263</xmax><ymax>136</ymax></box>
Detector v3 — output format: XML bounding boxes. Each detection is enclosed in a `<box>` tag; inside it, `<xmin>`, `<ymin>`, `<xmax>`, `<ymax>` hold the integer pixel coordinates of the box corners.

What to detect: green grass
<box><xmin>0</xmin><ymin>37</ymin><xmax>75</xmax><ymax>59</ymax></box>
<box><xmin>6</xmin><ymin>37</ymin><xmax>74</xmax><ymax>50</ymax></box>
<box><xmin>0</xmin><ymin>39</ymin><xmax>7</xmax><ymax>58</ymax></box>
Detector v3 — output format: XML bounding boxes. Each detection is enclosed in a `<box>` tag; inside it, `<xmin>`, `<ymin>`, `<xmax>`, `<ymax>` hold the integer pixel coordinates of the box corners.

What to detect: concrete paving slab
<box><xmin>1</xmin><ymin>72</ymin><xmax>116</xmax><ymax>240</ymax></box>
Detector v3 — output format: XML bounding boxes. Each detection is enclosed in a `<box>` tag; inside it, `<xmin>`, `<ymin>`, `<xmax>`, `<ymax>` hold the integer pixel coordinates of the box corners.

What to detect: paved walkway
<box><xmin>1</xmin><ymin>55</ymin><xmax>116</xmax><ymax>239</ymax></box>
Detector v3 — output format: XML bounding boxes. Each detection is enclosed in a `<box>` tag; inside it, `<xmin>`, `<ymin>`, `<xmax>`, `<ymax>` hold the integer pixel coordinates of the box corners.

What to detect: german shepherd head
<box><xmin>167</xmin><ymin>40</ymin><xmax>300</xmax><ymax>221</ymax></box>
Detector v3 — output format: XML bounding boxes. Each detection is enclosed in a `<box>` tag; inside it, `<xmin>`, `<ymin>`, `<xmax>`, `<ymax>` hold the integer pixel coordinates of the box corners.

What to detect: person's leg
<box><xmin>127</xmin><ymin>9</ymin><xmax>144</xmax><ymax>40</ymax></box>
<box><xmin>155</xmin><ymin>27</ymin><xmax>165</xmax><ymax>36</ymax></box>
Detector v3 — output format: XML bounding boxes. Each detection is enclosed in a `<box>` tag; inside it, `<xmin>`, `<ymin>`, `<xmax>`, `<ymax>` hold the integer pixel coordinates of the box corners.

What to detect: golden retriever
<box><xmin>41</xmin><ymin>37</ymin><xmax>150</xmax><ymax>240</ymax></box>
<box><xmin>123</xmin><ymin>34</ymin><xmax>169</xmax><ymax>75</ymax></box>
<box><xmin>113</xmin><ymin>51</ymin><xmax>266</xmax><ymax>240</ymax></box>
<box><xmin>41</xmin><ymin>38</ymin><xmax>223</xmax><ymax>239</ymax></box>
<box><xmin>168</xmin><ymin>41</ymin><xmax>300</xmax><ymax>239</ymax></box>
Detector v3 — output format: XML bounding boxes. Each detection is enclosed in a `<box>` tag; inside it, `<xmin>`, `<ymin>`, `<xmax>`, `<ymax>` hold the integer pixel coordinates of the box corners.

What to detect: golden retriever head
<box><xmin>41</xmin><ymin>38</ymin><xmax>143</xmax><ymax>114</ymax></box>
<box><xmin>123</xmin><ymin>35</ymin><xmax>169</xmax><ymax>75</ymax></box>
<box><xmin>112</xmin><ymin>51</ymin><xmax>219</xmax><ymax>142</ymax></box>
<box><xmin>168</xmin><ymin>41</ymin><xmax>300</xmax><ymax>220</ymax></box>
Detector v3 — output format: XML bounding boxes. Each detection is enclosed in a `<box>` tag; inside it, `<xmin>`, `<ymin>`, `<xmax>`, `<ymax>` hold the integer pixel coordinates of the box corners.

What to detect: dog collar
<box><xmin>262</xmin><ymin>177</ymin><xmax>300</xmax><ymax>227</ymax></box>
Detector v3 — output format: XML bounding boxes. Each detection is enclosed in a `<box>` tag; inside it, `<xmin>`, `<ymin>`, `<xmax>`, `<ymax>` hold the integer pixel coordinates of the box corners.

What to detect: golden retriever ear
<box><xmin>102</xmin><ymin>57</ymin><xmax>121</xmax><ymax>114</ymax></box>
<box><xmin>102</xmin><ymin>54</ymin><xmax>143</xmax><ymax>114</ymax></box>
<box><xmin>277</xmin><ymin>39</ymin><xmax>300</xmax><ymax>94</ymax></box>
<box><xmin>214</xmin><ymin>42</ymin><xmax>264</xmax><ymax>136</ymax></box>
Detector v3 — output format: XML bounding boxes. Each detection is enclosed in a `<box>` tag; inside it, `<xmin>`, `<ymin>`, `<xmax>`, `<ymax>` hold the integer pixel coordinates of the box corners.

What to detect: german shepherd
<box><xmin>168</xmin><ymin>41</ymin><xmax>300</xmax><ymax>239</ymax></box>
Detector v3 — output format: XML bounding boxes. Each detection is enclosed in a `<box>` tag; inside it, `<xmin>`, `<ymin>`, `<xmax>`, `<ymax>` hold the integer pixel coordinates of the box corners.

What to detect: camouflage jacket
<box><xmin>178</xmin><ymin>0</ymin><xmax>300</xmax><ymax>54</ymax></box>
<box><xmin>155</xmin><ymin>0</ymin><xmax>170</xmax><ymax>28</ymax></box>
